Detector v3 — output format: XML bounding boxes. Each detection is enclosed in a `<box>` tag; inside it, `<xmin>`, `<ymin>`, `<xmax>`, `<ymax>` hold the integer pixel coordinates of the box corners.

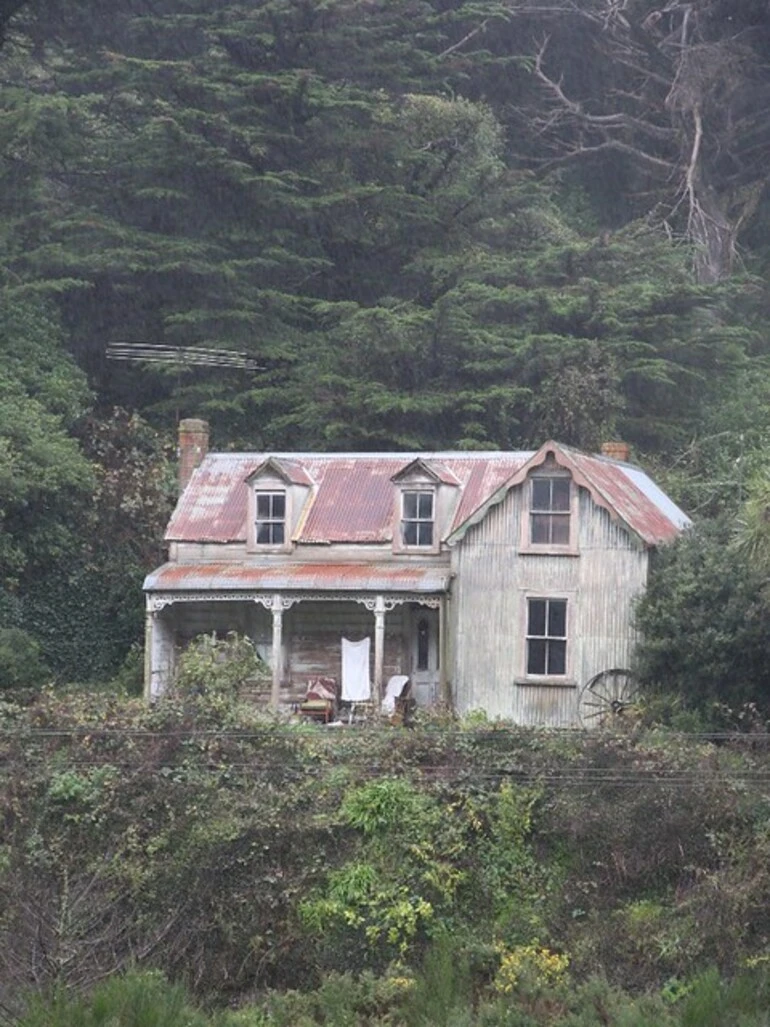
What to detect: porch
<box><xmin>144</xmin><ymin>563</ymin><xmax>450</xmax><ymax>713</ymax></box>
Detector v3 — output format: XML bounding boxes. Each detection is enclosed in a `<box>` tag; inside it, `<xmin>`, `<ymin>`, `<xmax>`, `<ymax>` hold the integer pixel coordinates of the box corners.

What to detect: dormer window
<box><xmin>256</xmin><ymin>491</ymin><xmax>285</xmax><ymax>545</ymax></box>
<box><xmin>246</xmin><ymin>457</ymin><xmax>311</xmax><ymax>552</ymax></box>
<box><xmin>530</xmin><ymin>477</ymin><xmax>570</xmax><ymax>545</ymax></box>
<box><xmin>402</xmin><ymin>491</ymin><xmax>434</xmax><ymax>547</ymax></box>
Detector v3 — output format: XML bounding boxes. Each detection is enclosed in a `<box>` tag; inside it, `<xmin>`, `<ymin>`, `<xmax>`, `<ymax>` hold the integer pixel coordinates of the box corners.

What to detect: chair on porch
<box><xmin>297</xmin><ymin>677</ymin><xmax>338</xmax><ymax>723</ymax></box>
<box><xmin>382</xmin><ymin>674</ymin><xmax>412</xmax><ymax>724</ymax></box>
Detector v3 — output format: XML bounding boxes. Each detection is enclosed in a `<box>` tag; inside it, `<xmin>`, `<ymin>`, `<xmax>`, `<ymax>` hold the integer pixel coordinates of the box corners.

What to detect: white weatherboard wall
<box><xmin>450</xmin><ymin>485</ymin><xmax>648</xmax><ymax>725</ymax></box>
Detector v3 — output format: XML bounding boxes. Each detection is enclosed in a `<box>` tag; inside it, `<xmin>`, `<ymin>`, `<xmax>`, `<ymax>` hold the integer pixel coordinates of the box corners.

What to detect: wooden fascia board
<box><xmin>391</xmin><ymin>458</ymin><xmax>446</xmax><ymax>485</ymax></box>
<box><xmin>245</xmin><ymin>457</ymin><xmax>293</xmax><ymax>485</ymax></box>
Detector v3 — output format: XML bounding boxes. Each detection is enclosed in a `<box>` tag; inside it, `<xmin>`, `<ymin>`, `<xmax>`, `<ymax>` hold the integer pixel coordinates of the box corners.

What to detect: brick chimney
<box><xmin>601</xmin><ymin>440</ymin><xmax>630</xmax><ymax>463</ymax></box>
<box><xmin>178</xmin><ymin>418</ymin><xmax>209</xmax><ymax>493</ymax></box>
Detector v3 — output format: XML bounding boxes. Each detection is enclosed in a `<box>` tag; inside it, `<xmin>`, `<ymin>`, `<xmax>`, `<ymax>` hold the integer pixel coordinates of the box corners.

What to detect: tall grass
<box><xmin>18</xmin><ymin>972</ymin><xmax>212</xmax><ymax>1027</ymax></box>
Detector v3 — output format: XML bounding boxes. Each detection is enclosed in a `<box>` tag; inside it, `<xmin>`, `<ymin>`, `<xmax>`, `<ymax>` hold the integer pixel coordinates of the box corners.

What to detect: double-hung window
<box><xmin>530</xmin><ymin>477</ymin><xmax>571</xmax><ymax>546</ymax></box>
<box><xmin>526</xmin><ymin>598</ymin><xmax>567</xmax><ymax>676</ymax></box>
<box><xmin>255</xmin><ymin>491</ymin><xmax>285</xmax><ymax>545</ymax></box>
<box><xmin>402</xmin><ymin>491</ymin><xmax>434</xmax><ymax>547</ymax></box>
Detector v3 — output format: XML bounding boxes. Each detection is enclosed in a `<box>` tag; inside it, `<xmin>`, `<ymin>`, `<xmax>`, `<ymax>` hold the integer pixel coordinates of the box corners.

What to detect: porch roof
<box><xmin>144</xmin><ymin>561</ymin><xmax>451</xmax><ymax>594</ymax></box>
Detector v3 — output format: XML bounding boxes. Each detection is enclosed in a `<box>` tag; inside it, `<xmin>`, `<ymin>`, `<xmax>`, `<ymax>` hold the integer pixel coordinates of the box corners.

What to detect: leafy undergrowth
<box><xmin>4</xmin><ymin>688</ymin><xmax>770</xmax><ymax>1024</ymax></box>
<box><xmin>18</xmin><ymin>964</ymin><xmax>770</xmax><ymax>1027</ymax></box>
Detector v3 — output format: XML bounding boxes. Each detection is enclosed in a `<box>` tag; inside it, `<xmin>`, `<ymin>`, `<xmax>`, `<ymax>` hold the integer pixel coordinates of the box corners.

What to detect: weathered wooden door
<box><xmin>410</xmin><ymin>608</ymin><xmax>440</xmax><ymax>707</ymax></box>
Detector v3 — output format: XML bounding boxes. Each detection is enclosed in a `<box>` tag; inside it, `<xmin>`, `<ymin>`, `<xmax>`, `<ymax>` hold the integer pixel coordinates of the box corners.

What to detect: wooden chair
<box><xmin>297</xmin><ymin>677</ymin><xmax>338</xmax><ymax>723</ymax></box>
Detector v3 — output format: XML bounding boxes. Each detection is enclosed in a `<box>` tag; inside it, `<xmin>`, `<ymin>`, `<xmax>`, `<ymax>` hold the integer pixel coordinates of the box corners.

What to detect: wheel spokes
<box><xmin>578</xmin><ymin>669</ymin><xmax>639</xmax><ymax>727</ymax></box>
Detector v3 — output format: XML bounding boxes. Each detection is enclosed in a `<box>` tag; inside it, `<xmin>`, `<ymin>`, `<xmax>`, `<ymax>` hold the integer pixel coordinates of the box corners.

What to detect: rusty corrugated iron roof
<box><xmin>164</xmin><ymin>447</ymin><xmax>689</xmax><ymax>549</ymax></box>
<box><xmin>568</xmin><ymin>449</ymin><xmax>688</xmax><ymax>546</ymax></box>
<box><xmin>144</xmin><ymin>562</ymin><xmax>451</xmax><ymax>594</ymax></box>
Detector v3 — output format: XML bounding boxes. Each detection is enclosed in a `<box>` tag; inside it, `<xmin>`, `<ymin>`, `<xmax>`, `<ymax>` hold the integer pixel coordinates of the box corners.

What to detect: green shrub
<box><xmin>19</xmin><ymin>971</ymin><xmax>211</xmax><ymax>1027</ymax></box>
<box><xmin>405</xmin><ymin>935</ymin><xmax>473</xmax><ymax>1027</ymax></box>
<box><xmin>0</xmin><ymin>626</ymin><xmax>49</xmax><ymax>688</ymax></box>
<box><xmin>170</xmin><ymin>632</ymin><xmax>268</xmax><ymax>723</ymax></box>
<box><xmin>634</xmin><ymin>518</ymin><xmax>770</xmax><ymax>714</ymax></box>
<box><xmin>677</xmin><ymin>967</ymin><xmax>770</xmax><ymax>1027</ymax></box>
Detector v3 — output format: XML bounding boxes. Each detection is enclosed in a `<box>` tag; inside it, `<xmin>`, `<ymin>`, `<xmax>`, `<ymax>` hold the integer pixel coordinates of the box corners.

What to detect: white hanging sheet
<box><xmin>341</xmin><ymin>636</ymin><xmax>371</xmax><ymax>702</ymax></box>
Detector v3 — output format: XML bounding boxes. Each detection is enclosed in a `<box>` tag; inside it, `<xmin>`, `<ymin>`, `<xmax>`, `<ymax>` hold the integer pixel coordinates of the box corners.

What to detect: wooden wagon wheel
<box><xmin>578</xmin><ymin>669</ymin><xmax>640</xmax><ymax>727</ymax></box>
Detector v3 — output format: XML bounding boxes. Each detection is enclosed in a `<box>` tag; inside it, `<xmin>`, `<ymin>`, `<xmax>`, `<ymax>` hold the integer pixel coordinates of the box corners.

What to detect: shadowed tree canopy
<box><xmin>0</xmin><ymin>0</ymin><xmax>24</xmax><ymax>43</ymax></box>
<box><xmin>1</xmin><ymin>0</ymin><xmax>762</xmax><ymax>453</ymax></box>
<box><xmin>495</xmin><ymin>0</ymin><xmax>770</xmax><ymax>283</ymax></box>
<box><xmin>1</xmin><ymin>0</ymin><xmax>770</xmax><ymax>679</ymax></box>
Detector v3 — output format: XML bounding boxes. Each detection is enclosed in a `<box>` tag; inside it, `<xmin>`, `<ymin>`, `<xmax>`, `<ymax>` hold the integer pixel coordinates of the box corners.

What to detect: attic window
<box><xmin>402</xmin><ymin>491</ymin><xmax>434</xmax><ymax>547</ymax></box>
<box><xmin>256</xmin><ymin>492</ymin><xmax>285</xmax><ymax>545</ymax></box>
<box><xmin>530</xmin><ymin>477</ymin><xmax>570</xmax><ymax>545</ymax></box>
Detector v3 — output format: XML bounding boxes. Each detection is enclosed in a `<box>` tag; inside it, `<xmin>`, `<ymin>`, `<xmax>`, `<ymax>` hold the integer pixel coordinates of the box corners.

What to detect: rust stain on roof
<box><xmin>164</xmin><ymin>448</ymin><xmax>689</xmax><ymax>549</ymax></box>
<box><xmin>569</xmin><ymin>451</ymin><xmax>685</xmax><ymax>546</ymax></box>
<box><xmin>145</xmin><ymin>561</ymin><xmax>451</xmax><ymax>593</ymax></box>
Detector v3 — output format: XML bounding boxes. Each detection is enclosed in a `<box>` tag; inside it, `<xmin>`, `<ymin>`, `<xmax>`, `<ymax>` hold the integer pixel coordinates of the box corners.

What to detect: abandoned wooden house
<box><xmin>143</xmin><ymin>419</ymin><xmax>690</xmax><ymax>726</ymax></box>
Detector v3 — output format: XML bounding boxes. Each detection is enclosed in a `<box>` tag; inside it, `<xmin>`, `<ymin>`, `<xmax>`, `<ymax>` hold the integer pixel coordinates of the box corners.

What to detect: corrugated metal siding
<box><xmin>451</xmin><ymin>486</ymin><xmax>648</xmax><ymax>726</ymax></box>
<box><xmin>444</xmin><ymin>458</ymin><xmax>530</xmax><ymax>531</ymax></box>
<box><xmin>578</xmin><ymin>489</ymin><xmax>639</xmax><ymax>552</ymax></box>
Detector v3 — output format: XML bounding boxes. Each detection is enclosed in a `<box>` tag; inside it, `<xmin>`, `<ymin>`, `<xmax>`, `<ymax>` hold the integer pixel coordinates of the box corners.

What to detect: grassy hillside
<box><xmin>4</xmin><ymin>688</ymin><xmax>770</xmax><ymax>1024</ymax></box>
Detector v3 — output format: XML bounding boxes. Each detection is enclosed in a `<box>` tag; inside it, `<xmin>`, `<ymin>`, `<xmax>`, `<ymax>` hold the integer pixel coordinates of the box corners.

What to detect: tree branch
<box><xmin>533</xmin><ymin>138</ymin><xmax>678</xmax><ymax>173</ymax></box>
<box><xmin>436</xmin><ymin>19</ymin><xmax>489</xmax><ymax>60</ymax></box>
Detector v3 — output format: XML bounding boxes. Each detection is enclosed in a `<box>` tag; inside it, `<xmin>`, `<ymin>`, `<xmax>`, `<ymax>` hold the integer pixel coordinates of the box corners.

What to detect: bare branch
<box><xmin>436</xmin><ymin>19</ymin><xmax>489</xmax><ymax>60</ymax></box>
<box><xmin>533</xmin><ymin>138</ymin><xmax>678</xmax><ymax>174</ymax></box>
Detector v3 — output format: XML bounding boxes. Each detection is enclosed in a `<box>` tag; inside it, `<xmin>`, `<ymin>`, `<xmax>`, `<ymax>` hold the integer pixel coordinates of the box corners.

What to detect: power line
<box><xmin>106</xmin><ymin>342</ymin><xmax>263</xmax><ymax>371</ymax></box>
<box><xmin>1</xmin><ymin>727</ymin><xmax>770</xmax><ymax>741</ymax></box>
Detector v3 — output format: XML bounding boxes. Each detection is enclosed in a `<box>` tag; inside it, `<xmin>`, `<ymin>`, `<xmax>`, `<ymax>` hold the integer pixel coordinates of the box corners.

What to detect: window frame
<box><xmin>519</xmin><ymin>472</ymin><xmax>578</xmax><ymax>555</ymax></box>
<box><xmin>525</xmin><ymin>597</ymin><xmax>567</xmax><ymax>676</ymax></box>
<box><xmin>253</xmin><ymin>489</ymin><xmax>288</xmax><ymax>549</ymax></box>
<box><xmin>400</xmin><ymin>488</ymin><xmax>436</xmax><ymax>549</ymax></box>
<box><xmin>516</xmin><ymin>589</ymin><xmax>577</xmax><ymax>687</ymax></box>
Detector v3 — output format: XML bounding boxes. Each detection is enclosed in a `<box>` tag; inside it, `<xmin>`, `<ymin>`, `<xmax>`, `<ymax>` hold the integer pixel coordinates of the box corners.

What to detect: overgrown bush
<box><xmin>19</xmin><ymin>971</ymin><xmax>213</xmax><ymax>1027</ymax></box>
<box><xmin>634</xmin><ymin>518</ymin><xmax>770</xmax><ymax>715</ymax></box>
<box><xmin>0</xmin><ymin>626</ymin><xmax>49</xmax><ymax>688</ymax></box>
<box><xmin>18</xmin><ymin>970</ymin><xmax>269</xmax><ymax>1026</ymax></box>
<box><xmin>5</xmin><ymin>693</ymin><xmax>770</xmax><ymax>1021</ymax></box>
<box><xmin>171</xmin><ymin>632</ymin><xmax>269</xmax><ymax>722</ymax></box>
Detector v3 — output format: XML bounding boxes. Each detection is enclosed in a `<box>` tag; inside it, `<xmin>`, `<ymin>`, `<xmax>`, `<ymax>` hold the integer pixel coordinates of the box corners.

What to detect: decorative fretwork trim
<box><xmin>147</xmin><ymin>591</ymin><xmax>442</xmax><ymax>613</ymax></box>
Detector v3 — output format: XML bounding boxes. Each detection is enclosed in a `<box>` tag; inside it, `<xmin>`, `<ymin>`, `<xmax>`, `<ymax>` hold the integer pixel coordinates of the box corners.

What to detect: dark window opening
<box><xmin>402</xmin><ymin>491</ymin><xmax>434</xmax><ymax>547</ymax></box>
<box><xmin>417</xmin><ymin>617</ymin><xmax>430</xmax><ymax>670</ymax></box>
<box><xmin>256</xmin><ymin>491</ymin><xmax>286</xmax><ymax>545</ymax></box>
<box><xmin>526</xmin><ymin>598</ymin><xmax>567</xmax><ymax>676</ymax></box>
<box><xmin>530</xmin><ymin>477</ymin><xmax>571</xmax><ymax>545</ymax></box>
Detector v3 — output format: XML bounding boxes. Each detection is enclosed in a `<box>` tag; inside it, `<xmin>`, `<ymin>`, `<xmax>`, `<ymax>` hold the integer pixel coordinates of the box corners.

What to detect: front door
<box><xmin>410</xmin><ymin>607</ymin><xmax>440</xmax><ymax>707</ymax></box>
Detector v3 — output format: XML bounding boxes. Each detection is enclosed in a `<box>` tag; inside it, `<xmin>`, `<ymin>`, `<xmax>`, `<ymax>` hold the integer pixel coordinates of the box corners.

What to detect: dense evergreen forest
<box><xmin>4</xmin><ymin>4</ymin><xmax>770</xmax><ymax>1023</ymax></box>
<box><xmin>1</xmin><ymin>0</ymin><xmax>770</xmax><ymax>685</ymax></box>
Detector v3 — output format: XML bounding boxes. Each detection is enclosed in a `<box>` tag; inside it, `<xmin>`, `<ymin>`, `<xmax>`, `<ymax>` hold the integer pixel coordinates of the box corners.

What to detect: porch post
<box><xmin>373</xmin><ymin>595</ymin><xmax>385</xmax><ymax>715</ymax></box>
<box><xmin>439</xmin><ymin>595</ymin><xmax>450</xmax><ymax>706</ymax></box>
<box><xmin>270</xmin><ymin>594</ymin><xmax>283</xmax><ymax>711</ymax></box>
<box><xmin>143</xmin><ymin>605</ymin><xmax>153</xmax><ymax>702</ymax></box>
<box><xmin>145</xmin><ymin>604</ymin><xmax>175</xmax><ymax>701</ymax></box>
